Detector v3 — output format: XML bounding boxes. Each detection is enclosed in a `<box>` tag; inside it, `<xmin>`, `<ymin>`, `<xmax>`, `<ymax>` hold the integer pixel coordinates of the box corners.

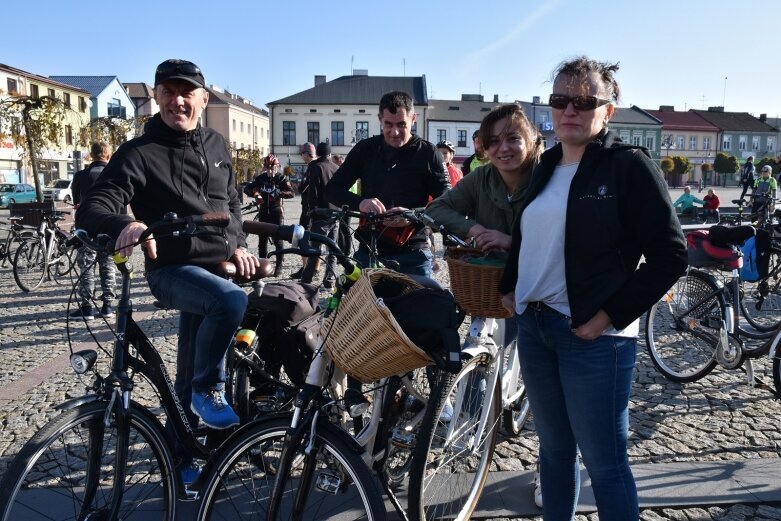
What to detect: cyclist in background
<box><xmin>752</xmin><ymin>164</ymin><xmax>777</xmax><ymax>218</ymax></box>
<box><xmin>436</xmin><ymin>140</ymin><xmax>463</xmax><ymax>188</ymax></box>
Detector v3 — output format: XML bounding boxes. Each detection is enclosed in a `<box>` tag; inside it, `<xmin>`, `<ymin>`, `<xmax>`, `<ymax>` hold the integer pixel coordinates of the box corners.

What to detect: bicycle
<box><xmin>406</xmin><ymin>246</ymin><xmax>530</xmax><ymax>521</ymax></box>
<box><xmin>197</xmin><ymin>208</ymin><xmax>461</xmax><ymax>521</ymax></box>
<box><xmin>0</xmin><ymin>216</ymin><xmax>36</xmax><ymax>268</ymax></box>
<box><xmin>646</xmin><ymin>224</ymin><xmax>781</xmax><ymax>390</ymax></box>
<box><xmin>12</xmin><ymin>209</ymin><xmax>76</xmax><ymax>291</ymax></box>
<box><xmin>0</xmin><ymin>211</ymin><xmax>282</xmax><ymax>521</ymax></box>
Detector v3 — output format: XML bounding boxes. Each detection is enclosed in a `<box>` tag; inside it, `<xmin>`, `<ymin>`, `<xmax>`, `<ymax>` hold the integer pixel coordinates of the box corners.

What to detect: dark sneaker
<box><xmin>191</xmin><ymin>390</ymin><xmax>240</xmax><ymax>429</ymax></box>
<box><xmin>100</xmin><ymin>303</ymin><xmax>114</xmax><ymax>318</ymax></box>
<box><xmin>70</xmin><ymin>305</ymin><xmax>95</xmax><ymax>321</ymax></box>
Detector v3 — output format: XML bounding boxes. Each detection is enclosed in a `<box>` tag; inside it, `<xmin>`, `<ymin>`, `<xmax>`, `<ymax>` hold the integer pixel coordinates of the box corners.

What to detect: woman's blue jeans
<box><xmin>516</xmin><ymin>306</ymin><xmax>638</xmax><ymax>521</ymax></box>
<box><xmin>354</xmin><ymin>246</ymin><xmax>433</xmax><ymax>277</ymax></box>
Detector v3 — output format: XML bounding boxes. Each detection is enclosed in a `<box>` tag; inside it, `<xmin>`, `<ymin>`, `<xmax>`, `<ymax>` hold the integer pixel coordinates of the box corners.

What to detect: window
<box><xmin>63</xmin><ymin>92</ymin><xmax>71</xmax><ymax>108</ymax></box>
<box><xmin>458</xmin><ymin>129</ymin><xmax>467</xmax><ymax>148</ymax></box>
<box><xmin>282</xmin><ymin>121</ymin><xmax>296</xmax><ymax>145</ymax></box>
<box><xmin>620</xmin><ymin>130</ymin><xmax>630</xmax><ymax>143</ymax></box>
<box><xmin>645</xmin><ymin>135</ymin><xmax>656</xmax><ymax>151</ymax></box>
<box><xmin>738</xmin><ymin>135</ymin><xmax>747</xmax><ymax>151</ymax></box>
<box><xmin>769</xmin><ymin>136</ymin><xmax>776</xmax><ymax>153</ymax></box>
<box><xmin>690</xmin><ymin>136</ymin><xmax>697</xmax><ymax>150</ymax></box>
<box><xmin>752</xmin><ymin>136</ymin><xmax>760</xmax><ymax>151</ymax></box>
<box><xmin>331</xmin><ymin>121</ymin><xmax>344</xmax><ymax>146</ymax></box>
<box><xmin>437</xmin><ymin>129</ymin><xmax>447</xmax><ymax>143</ymax></box>
<box><xmin>632</xmin><ymin>134</ymin><xmax>641</xmax><ymax>146</ymax></box>
<box><xmin>6</xmin><ymin>78</ymin><xmax>18</xmax><ymax>95</ymax></box>
<box><xmin>232</xmin><ymin>119</ymin><xmax>236</xmax><ymax>131</ymax></box>
<box><xmin>722</xmin><ymin>135</ymin><xmax>732</xmax><ymax>150</ymax></box>
<box><xmin>307</xmin><ymin>122</ymin><xmax>320</xmax><ymax>145</ymax></box>
<box><xmin>703</xmin><ymin>137</ymin><xmax>711</xmax><ymax>151</ymax></box>
<box><xmin>78</xmin><ymin>96</ymin><xmax>87</xmax><ymax>112</ymax></box>
<box><xmin>107</xmin><ymin>99</ymin><xmax>125</xmax><ymax>118</ymax></box>
<box><xmin>240</xmin><ymin>121</ymin><xmax>244</xmax><ymax>133</ymax></box>
<box><xmin>47</xmin><ymin>88</ymin><xmax>55</xmax><ymax>98</ymax></box>
<box><xmin>677</xmin><ymin>136</ymin><xmax>685</xmax><ymax>150</ymax></box>
<box><xmin>355</xmin><ymin>121</ymin><xmax>369</xmax><ymax>142</ymax></box>
<box><xmin>65</xmin><ymin>125</ymin><xmax>73</xmax><ymax>146</ymax></box>
<box><xmin>30</xmin><ymin>84</ymin><xmax>39</xmax><ymax>98</ymax></box>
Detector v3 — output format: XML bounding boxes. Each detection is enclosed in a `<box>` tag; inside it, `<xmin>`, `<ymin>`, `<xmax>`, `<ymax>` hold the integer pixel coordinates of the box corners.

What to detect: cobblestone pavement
<box><xmin>1</xmin><ymin>197</ymin><xmax>780</xmax><ymax>520</ymax></box>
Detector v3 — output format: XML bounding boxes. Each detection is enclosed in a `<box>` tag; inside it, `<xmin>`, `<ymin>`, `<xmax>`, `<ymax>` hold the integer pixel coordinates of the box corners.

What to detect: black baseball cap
<box><xmin>154</xmin><ymin>59</ymin><xmax>205</xmax><ymax>89</ymax></box>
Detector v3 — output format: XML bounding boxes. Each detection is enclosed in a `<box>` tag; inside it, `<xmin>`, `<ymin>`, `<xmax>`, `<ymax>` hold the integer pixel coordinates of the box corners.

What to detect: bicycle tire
<box><xmin>0</xmin><ymin>230</ymin><xmax>33</xmax><ymax>268</ymax></box>
<box><xmin>408</xmin><ymin>354</ymin><xmax>500</xmax><ymax>521</ymax></box>
<box><xmin>772</xmin><ymin>350</ymin><xmax>781</xmax><ymax>398</ymax></box>
<box><xmin>645</xmin><ymin>270</ymin><xmax>722</xmax><ymax>383</ymax></box>
<box><xmin>0</xmin><ymin>400</ymin><xmax>176</xmax><ymax>521</ymax></box>
<box><xmin>13</xmin><ymin>238</ymin><xmax>46</xmax><ymax>292</ymax></box>
<box><xmin>197</xmin><ymin>416</ymin><xmax>386</xmax><ymax>520</ymax></box>
<box><xmin>500</xmin><ymin>339</ymin><xmax>530</xmax><ymax>436</ymax></box>
<box><xmin>740</xmin><ymin>252</ymin><xmax>781</xmax><ymax>332</ymax></box>
<box><xmin>50</xmin><ymin>242</ymin><xmax>76</xmax><ymax>284</ymax></box>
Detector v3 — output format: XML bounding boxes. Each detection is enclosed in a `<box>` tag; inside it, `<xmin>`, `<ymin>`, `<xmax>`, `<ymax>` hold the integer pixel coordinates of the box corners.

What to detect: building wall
<box><xmin>0</xmin><ymin>68</ymin><xmax>91</xmax><ymax>184</ymax></box>
<box><xmin>93</xmin><ymin>78</ymin><xmax>136</xmax><ymax>120</ymax></box>
<box><xmin>425</xmin><ymin>121</ymin><xmax>479</xmax><ymax>161</ymax></box>
<box><xmin>658</xmin><ymin>129</ymin><xmax>720</xmax><ymax>180</ymax></box>
<box><xmin>718</xmin><ymin>131</ymin><xmax>777</xmax><ymax>161</ymax></box>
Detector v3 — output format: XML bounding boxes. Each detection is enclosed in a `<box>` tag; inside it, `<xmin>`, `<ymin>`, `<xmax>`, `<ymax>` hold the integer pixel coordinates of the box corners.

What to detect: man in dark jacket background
<box><xmin>76</xmin><ymin>59</ymin><xmax>262</xmax><ymax>484</ymax></box>
<box><xmin>325</xmin><ymin>91</ymin><xmax>449</xmax><ymax>276</ymax></box>
<box><xmin>70</xmin><ymin>141</ymin><xmax>116</xmax><ymax>320</ymax></box>
<box><xmin>303</xmin><ymin>142</ymin><xmax>339</xmax><ymax>288</ymax></box>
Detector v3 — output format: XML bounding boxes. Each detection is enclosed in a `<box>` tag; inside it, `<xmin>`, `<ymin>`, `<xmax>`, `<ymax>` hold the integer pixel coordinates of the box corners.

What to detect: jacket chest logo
<box><xmin>578</xmin><ymin>184</ymin><xmax>613</xmax><ymax>201</ymax></box>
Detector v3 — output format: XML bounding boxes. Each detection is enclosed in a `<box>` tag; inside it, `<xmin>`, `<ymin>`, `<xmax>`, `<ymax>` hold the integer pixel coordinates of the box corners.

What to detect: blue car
<box><xmin>0</xmin><ymin>183</ymin><xmax>37</xmax><ymax>208</ymax></box>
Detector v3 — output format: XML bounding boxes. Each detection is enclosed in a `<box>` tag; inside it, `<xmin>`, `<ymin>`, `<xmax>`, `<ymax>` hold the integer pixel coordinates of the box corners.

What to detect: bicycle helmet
<box><xmin>263</xmin><ymin>154</ymin><xmax>279</xmax><ymax>169</ymax></box>
<box><xmin>436</xmin><ymin>140</ymin><xmax>456</xmax><ymax>153</ymax></box>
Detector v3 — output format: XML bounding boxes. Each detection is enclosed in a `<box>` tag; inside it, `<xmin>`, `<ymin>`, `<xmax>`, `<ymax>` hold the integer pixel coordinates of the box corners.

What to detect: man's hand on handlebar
<box><xmin>117</xmin><ymin>221</ymin><xmax>156</xmax><ymax>259</ymax></box>
<box><xmin>358</xmin><ymin>198</ymin><xmax>386</xmax><ymax>215</ymax></box>
<box><xmin>230</xmin><ymin>247</ymin><xmax>262</xmax><ymax>278</ymax></box>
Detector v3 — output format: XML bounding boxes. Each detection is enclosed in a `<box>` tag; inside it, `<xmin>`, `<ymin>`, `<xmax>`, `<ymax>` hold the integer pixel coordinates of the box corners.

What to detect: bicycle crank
<box><xmin>716</xmin><ymin>330</ymin><xmax>743</xmax><ymax>370</ymax></box>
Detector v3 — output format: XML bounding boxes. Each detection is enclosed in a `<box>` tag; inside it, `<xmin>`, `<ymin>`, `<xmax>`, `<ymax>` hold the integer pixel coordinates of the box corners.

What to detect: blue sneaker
<box><xmin>191</xmin><ymin>389</ymin><xmax>240</xmax><ymax>429</ymax></box>
<box><xmin>181</xmin><ymin>463</ymin><xmax>201</xmax><ymax>486</ymax></box>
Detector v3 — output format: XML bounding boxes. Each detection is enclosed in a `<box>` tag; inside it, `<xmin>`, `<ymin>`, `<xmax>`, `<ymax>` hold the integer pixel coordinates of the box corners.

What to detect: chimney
<box><xmin>760</xmin><ymin>113</ymin><xmax>767</xmax><ymax>122</ymax></box>
<box><xmin>353</xmin><ymin>69</ymin><xmax>368</xmax><ymax>76</ymax></box>
<box><xmin>707</xmin><ymin>106</ymin><xmax>725</xmax><ymax>113</ymax></box>
<box><xmin>532</xmin><ymin>96</ymin><xmax>540</xmax><ymax>104</ymax></box>
<box><xmin>493</xmin><ymin>94</ymin><xmax>499</xmax><ymax>103</ymax></box>
<box><xmin>659</xmin><ymin>105</ymin><xmax>674</xmax><ymax>111</ymax></box>
<box><xmin>314</xmin><ymin>75</ymin><xmax>326</xmax><ymax>86</ymax></box>
<box><xmin>461</xmin><ymin>94</ymin><xmax>484</xmax><ymax>102</ymax></box>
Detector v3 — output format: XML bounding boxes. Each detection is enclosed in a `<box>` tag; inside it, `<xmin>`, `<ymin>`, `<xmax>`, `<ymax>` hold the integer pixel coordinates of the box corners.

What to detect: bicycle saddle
<box><xmin>707</xmin><ymin>225</ymin><xmax>755</xmax><ymax>247</ymax></box>
<box><xmin>217</xmin><ymin>259</ymin><xmax>274</xmax><ymax>281</ymax></box>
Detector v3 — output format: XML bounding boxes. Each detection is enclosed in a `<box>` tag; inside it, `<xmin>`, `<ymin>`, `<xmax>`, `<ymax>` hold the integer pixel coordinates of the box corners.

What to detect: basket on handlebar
<box><xmin>322</xmin><ymin>269</ymin><xmax>433</xmax><ymax>383</ymax></box>
<box><xmin>445</xmin><ymin>247</ymin><xmax>512</xmax><ymax>319</ymax></box>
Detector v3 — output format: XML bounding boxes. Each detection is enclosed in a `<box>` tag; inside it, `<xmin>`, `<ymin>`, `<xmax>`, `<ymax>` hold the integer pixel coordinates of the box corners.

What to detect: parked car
<box><xmin>42</xmin><ymin>179</ymin><xmax>73</xmax><ymax>204</ymax></box>
<box><xmin>0</xmin><ymin>183</ymin><xmax>37</xmax><ymax>208</ymax></box>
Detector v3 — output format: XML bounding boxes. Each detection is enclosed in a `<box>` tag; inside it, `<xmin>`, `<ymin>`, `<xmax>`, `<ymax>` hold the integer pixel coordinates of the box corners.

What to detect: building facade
<box><xmin>123</xmin><ymin>82</ymin><xmax>158</xmax><ymax>117</ymax></box>
<box><xmin>0</xmin><ymin>63</ymin><xmax>91</xmax><ymax>185</ymax></box>
<box><xmin>426</xmin><ymin>95</ymin><xmax>500</xmax><ymax>163</ymax></box>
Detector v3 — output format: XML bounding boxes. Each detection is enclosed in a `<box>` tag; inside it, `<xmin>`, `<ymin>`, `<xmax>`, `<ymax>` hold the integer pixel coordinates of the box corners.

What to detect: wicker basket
<box><xmin>445</xmin><ymin>247</ymin><xmax>511</xmax><ymax>319</ymax></box>
<box><xmin>322</xmin><ymin>269</ymin><xmax>433</xmax><ymax>383</ymax></box>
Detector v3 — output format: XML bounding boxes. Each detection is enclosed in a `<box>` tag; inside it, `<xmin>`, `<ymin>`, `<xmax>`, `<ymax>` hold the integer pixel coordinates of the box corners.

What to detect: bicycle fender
<box><xmin>769</xmin><ymin>333</ymin><xmax>781</xmax><ymax>359</ymax></box>
<box><xmin>54</xmin><ymin>393</ymin><xmax>102</xmax><ymax>411</ymax></box>
<box><xmin>316</xmin><ymin>417</ymin><xmax>366</xmax><ymax>456</ymax></box>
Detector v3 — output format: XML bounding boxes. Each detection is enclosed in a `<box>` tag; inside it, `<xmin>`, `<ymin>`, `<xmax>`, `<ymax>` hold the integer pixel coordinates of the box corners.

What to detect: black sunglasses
<box><xmin>549</xmin><ymin>94</ymin><xmax>611</xmax><ymax>111</ymax></box>
<box><xmin>156</xmin><ymin>61</ymin><xmax>202</xmax><ymax>77</ymax></box>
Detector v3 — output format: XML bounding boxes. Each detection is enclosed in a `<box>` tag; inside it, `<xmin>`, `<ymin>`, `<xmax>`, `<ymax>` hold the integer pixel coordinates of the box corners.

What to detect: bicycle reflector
<box><xmin>70</xmin><ymin>349</ymin><xmax>98</xmax><ymax>374</ymax></box>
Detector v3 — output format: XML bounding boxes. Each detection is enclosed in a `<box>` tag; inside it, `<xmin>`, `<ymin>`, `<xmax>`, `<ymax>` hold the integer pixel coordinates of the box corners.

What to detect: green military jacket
<box><xmin>426</xmin><ymin>162</ymin><xmax>532</xmax><ymax>238</ymax></box>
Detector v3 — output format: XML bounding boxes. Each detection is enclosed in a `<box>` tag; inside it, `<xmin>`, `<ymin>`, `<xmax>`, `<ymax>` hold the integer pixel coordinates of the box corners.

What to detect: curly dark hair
<box><xmin>552</xmin><ymin>56</ymin><xmax>621</xmax><ymax>102</ymax></box>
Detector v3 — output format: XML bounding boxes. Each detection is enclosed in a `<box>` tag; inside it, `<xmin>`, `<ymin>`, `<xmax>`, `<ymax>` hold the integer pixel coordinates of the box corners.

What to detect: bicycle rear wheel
<box><xmin>197</xmin><ymin>416</ymin><xmax>385</xmax><ymax>520</ymax></box>
<box><xmin>408</xmin><ymin>354</ymin><xmax>500</xmax><ymax>521</ymax></box>
<box><xmin>50</xmin><ymin>240</ymin><xmax>76</xmax><ymax>284</ymax></box>
<box><xmin>645</xmin><ymin>270</ymin><xmax>722</xmax><ymax>383</ymax></box>
<box><xmin>741</xmin><ymin>252</ymin><xmax>781</xmax><ymax>332</ymax></box>
<box><xmin>0</xmin><ymin>401</ymin><xmax>176</xmax><ymax>521</ymax></box>
<box><xmin>13</xmin><ymin>238</ymin><xmax>46</xmax><ymax>292</ymax></box>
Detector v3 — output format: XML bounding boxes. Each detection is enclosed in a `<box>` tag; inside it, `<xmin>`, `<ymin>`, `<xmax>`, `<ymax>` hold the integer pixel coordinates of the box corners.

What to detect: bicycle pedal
<box><xmin>391</xmin><ymin>427</ymin><xmax>416</xmax><ymax>449</ymax></box>
<box><xmin>315</xmin><ymin>470</ymin><xmax>342</xmax><ymax>495</ymax></box>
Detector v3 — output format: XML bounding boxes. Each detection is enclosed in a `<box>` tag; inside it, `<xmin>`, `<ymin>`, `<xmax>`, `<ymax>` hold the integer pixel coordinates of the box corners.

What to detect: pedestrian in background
<box><xmin>499</xmin><ymin>56</ymin><xmax>687</xmax><ymax>520</ymax></box>
<box><xmin>70</xmin><ymin>142</ymin><xmax>117</xmax><ymax>320</ymax></box>
<box><xmin>461</xmin><ymin>129</ymin><xmax>490</xmax><ymax>175</ymax></box>
<box><xmin>302</xmin><ymin>142</ymin><xmax>339</xmax><ymax>289</ymax></box>
<box><xmin>292</xmin><ymin>142</ymin><xmax>316</xmax><ymax>278</ymax></box>
<box><xmin>331</xmin><ymin>153</ymin><xmax>354</xmax><ymax>256</ymax></box>
<box><xmin>436</xmin><ymin>140</ymin><xmax>463</xmax><ymax>188</ymax></box>
<box><xmin>739</xmin><ymin>156</ymin><xmax>755</xmax><ymax>200</ymax></box>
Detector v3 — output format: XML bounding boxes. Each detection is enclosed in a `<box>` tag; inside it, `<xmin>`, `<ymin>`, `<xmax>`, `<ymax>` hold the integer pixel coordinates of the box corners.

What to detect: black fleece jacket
<box><xmin>325</xmin><ymin>134</ymin><xmax>449</xmax><ymax>250</ymax></box>
<box><xmin>498</xmin><ymin>130</ymin><xmax>687</xmax><ymax>330</ymax></box>
<box><xmin>75</xmin><ymin>114</ymin><xmax>244</xmax><ymax>271</ymax></box>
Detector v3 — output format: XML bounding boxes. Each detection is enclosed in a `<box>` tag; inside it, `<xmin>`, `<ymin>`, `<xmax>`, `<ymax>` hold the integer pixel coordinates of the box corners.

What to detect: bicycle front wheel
<box><xmin>645</xmin><ymin>270</ymin><xmax>722</xmax><ymax>382</ymax></box>
<box><xmin>197</xmin><ymin>416</ymin><xmax>386</xmax><ymax>520</ymax></box>
<box><xmin>0</xmin><ymin>401</ymin><xmax>176</xmax><ymax>521</ymax></box>
<box><xmin>408</xmin><ymin>354</ymin><xmax>500</xmax><ymax>521</ymax></box>
<box><xmin>50</xmin><ymin>240</ymin><xmax>76</xmax><ymax>283</ymax></box>
<box><xmin>12</xmin><ymin>238</ymin><xmax>46</xmax><ymax>292</ymax></box>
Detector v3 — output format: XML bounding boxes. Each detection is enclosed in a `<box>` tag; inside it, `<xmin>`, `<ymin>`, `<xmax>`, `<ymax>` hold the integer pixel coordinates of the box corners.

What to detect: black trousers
<box><xmin>257</xmin><ymin>207</ymin><xmax>284</xmax><ymax>267</ymax></box>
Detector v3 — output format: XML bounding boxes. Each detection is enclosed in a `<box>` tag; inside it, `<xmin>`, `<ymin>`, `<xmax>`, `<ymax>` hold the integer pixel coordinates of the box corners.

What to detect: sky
<box><xmin>5</xmin><ymin>0</ymin><xmax>780</xmax><ymax>119</ymax></box>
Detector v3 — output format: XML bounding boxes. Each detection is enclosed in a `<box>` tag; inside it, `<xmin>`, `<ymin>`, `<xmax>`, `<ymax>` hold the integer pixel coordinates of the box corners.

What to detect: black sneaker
<box><xmin>71</xmin><ymin>305</ymin><xmax>95</xmax><ymax>321</ymax></box>
<box><xmin>100</xmin><ymin>303</ymin><xmax>114</xmax><ymax>317</ymax></box>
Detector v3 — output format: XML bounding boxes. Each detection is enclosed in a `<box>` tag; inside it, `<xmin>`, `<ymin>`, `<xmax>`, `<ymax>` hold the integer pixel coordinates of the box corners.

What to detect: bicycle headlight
<box><xmin>70</xmin><ymin>349</ymin><xmax>98</xmax><ymax>375</ymax></box>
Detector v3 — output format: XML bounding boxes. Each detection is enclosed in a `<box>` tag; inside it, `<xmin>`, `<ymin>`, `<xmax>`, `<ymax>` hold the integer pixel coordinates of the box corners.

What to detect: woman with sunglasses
<box><xmin>499</xmin><ymin>56</ymin><xmax>686</xmax><ymax>520</ymax></box>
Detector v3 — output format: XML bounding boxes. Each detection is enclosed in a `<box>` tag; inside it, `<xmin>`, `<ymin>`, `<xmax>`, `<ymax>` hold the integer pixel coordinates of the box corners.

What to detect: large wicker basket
<box><xmin>445</xmin><ymin>247</ymin><xmax>511</xmax><ymax>319</ymax></box>
<box><xmin>322</xmin><ymin>269</ymin><xmax>433</xmax><ymax>383</ymax></box>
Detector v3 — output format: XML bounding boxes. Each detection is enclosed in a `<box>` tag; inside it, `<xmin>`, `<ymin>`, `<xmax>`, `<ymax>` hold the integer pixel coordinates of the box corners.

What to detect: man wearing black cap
<box><xmin>461</xmin><ymin>129</ymin><xmax>489</xmax><ymax>175</ymax></box>
<box><xmin>77</xmin><ymin>59</ymin><xmax>262</xmax><ymax>482</ymax></box>
<box><xmin>302</xmin><ymin>142</ymin><xmax>339</xmax><ymax>288</ymax></box>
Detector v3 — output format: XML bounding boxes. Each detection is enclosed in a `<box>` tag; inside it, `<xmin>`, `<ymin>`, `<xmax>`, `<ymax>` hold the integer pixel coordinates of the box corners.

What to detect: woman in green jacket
<box><xmin>427</xmin><ymin>103</ymin><xmax>542</xmax><ymax>251</ymax></box>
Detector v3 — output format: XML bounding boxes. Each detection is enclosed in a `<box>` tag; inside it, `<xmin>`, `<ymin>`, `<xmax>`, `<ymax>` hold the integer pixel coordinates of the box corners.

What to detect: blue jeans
<box><xmin>516</xmin><ymin>306</ymin><xmax>638</xmax><ymax>521</ymax></box>
<box><xmin>353</xmin><ymin>246</ymin><xmax>433</xmax><ymax>277</ymax></box>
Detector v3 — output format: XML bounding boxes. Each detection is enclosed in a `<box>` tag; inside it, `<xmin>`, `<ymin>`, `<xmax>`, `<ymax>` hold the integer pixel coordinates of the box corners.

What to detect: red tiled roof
<box><xmin>644</xmin><ymin>109</ymin><xmax>719</xmax><ymax>131</ymax></box>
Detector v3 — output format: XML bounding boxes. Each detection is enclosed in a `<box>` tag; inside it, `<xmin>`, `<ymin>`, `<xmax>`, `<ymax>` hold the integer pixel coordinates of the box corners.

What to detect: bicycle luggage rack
<box><xmin>9</xmin><ymin>201</ymin><xmax>55</xmax><ymax>228</ymax></box>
